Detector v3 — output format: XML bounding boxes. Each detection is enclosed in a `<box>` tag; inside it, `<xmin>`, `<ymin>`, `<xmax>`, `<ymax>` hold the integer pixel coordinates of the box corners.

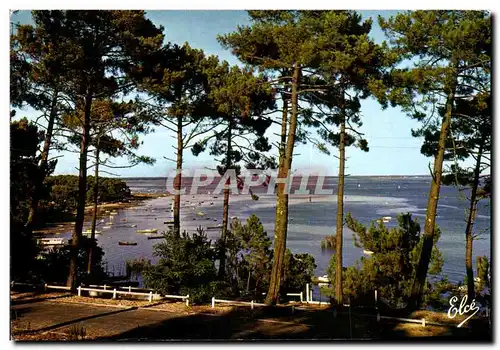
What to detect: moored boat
<box><xmin>147</xmin><ymin>235</ymin><xmax>164</xmax><ymax>240</ymax></box>
<box><xmin>363</xmin><ymin>249</ymin><xmax>374</xmax><ymax>255</ymax></box>
<box><xmin>83</xmin><ymin>230</ymin><xmax>102</xmax><ymax>235</ymax></box>
<box><xmin>37</xmin><ymin>237</ymin><xmax>66</xmax><ymax>246</ymax></box>
<box><xmin>136</xmin><ymin>229</ymin><xmax>158</xmax><ymax>234</ymax></box>
<box><xmin>118</xmin><ymin>241</ymin><xmax>137</xmax><ymax>246</ymax></box>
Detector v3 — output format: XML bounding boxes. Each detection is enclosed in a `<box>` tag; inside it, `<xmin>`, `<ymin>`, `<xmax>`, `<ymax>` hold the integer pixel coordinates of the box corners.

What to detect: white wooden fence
<box><xmin>11</xmin><ymin>281</ymin><xmax>71</xmax><ymax>291</ymax></box>
<box><xmin>77</xmin><ymin>285</ymin><xmax>190</xmax><ymax>306</ymax></box>
<box><xmin>211</xmin><ymin>298</ymin><xmax>266</xmax><ymax>309</ymax></box>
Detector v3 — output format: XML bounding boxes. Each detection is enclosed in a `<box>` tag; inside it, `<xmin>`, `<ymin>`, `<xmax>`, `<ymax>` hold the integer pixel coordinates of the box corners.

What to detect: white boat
<box><xmin>363</xmin><ymin>249</ymin><xmax>374</xmax><ymax>255</ymax></box>
<box><xmin>136</xmin><ymin>229</ymin><xmax>158</xmax><ymax>234</ymax></box>
<box><xmin>37</xmin><ymin>237</ymin><xmax>66</xmax><ymax>246</ymax></box>
<box><xmin>83</xmin><ymin>230</ymin><xmax>102</xmax><ymax>234</ymax></box>
<box><xmin>316</xmin><ymin>275</ymin><xmax>330</xmax><ymax>283</ymax></box>
<box><xmin>102</xmin><ymin>226</ymin><xmax>111</xmax><ymax>229</ymax></box>
<box><xmin>382</xmin><ymin>216</ymin><xmax>391</xmax><ymax>223</ymax></box>
<box><xmin>196</xmin><ymin>211</ymin><xmax>205</xmax><ymax>217</ymax></box>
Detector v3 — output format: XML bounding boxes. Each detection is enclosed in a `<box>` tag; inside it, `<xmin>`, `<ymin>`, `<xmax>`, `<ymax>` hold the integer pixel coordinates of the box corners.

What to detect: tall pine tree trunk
<box><xmin>219</xmin><ymin>120</ymin><xmax>232</xmax><ymax>278</ymax></box>
<box><xmin>464</xmin><ymin>138</ymin><xmax>484</xmax><ymax>300</ymax></box>
<box><xmin>67</xmin><ymin>91</ymin><xmax>92</xmax><ymax>290</ymax></box>
<box><xmin>410</xmin><ymin>71</ymin><xmax>456</xmax><ymax>307</ymax></box>
<box><xmin>266</xmin><ymin>64</ymin><xmax>300</xmax><ymax>305</ymax></box>
<box><xmin>335</xmin><ymin>105</ymin><xmax>346</xmax><ymax>306</ymax></box>
<box><xmin>173</xmin><ymin>116</ymin><xmax>183</xmax><ymax>237</ymax></box>
<box><xmin>25</xmin><ymin>89</ymin><xmax>59</xmax><ymax>231</ymax></box>
<box><xmin>87</xmin><ymin>144</ymin><xmax>100</xmax><ymax>276</ymax></box>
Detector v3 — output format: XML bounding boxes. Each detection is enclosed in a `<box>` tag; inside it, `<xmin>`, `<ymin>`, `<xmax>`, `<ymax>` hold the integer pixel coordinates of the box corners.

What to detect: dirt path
<box><xmin>10</xmin><ymin>295</ymin><xmax>490</xmax><ymax>341</ymax></box>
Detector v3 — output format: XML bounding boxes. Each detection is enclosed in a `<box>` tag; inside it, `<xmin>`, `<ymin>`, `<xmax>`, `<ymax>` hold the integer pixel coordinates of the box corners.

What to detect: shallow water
<box><xmin>47</xmin><ymin>176</ymin><xmax>491</xmax><ymax>299</ymax></box>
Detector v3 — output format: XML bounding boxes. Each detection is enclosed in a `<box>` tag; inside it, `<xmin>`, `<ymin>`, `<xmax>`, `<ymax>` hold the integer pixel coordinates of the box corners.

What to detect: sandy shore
<box><xmin>33</xmin><ymin>193</ymin><xmax>169</xmax><ymax>235</ymax></box>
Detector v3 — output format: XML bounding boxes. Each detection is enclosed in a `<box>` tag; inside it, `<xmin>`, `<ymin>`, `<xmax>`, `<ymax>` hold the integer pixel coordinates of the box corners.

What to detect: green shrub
<box><xmin>142</xmin><ymin>227</ymin><xmax>218</xmax><ymax>304</ymax></box>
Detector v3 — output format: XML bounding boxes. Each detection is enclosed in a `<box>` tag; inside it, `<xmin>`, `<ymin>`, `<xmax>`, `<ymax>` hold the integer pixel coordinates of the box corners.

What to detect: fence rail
<box><xmin>211</xmin><ymin>298</ymin><xmax>266</xmax><ymax>309</ymax></box>
<box><xmin>11</xmin><ymin>281</ymin><xmax>71</xmax><ymax>291</ymax></box>
<box><xmin>10</xmin><ymin>281</ymin><xmax>486</xmax><ymax>328</ymax></box>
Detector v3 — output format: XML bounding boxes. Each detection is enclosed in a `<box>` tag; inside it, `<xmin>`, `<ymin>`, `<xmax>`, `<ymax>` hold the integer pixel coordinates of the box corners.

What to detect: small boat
<box><xmin>147</xmin><ymin>235</ymin><xmax>164</xmax><ymax>240</ymax></box>
<box><xmin>118</xmin><ymin>241</ymin><xmax>137</xmax><ymax>246</ymax></box>
<box><xmin>136</xmin><ymin>229</ymin><xmax>158</xmax><ymax>234</ymax></box>
<box><xmin>129</xmin><ymin>224</ymin><xmax>137</xmax><ymax>228</ymax></box>
<box><xmin>363</xmin><ymin>249</ymin><xmax>374</xmax><ymax>255</ymax></box>
<box><xmin>206</xmin><ymin>224</ymin><xmax>223</xmax><ymax>230</ymax></box>
<box><xmin>196</xmin><ymin>211</ymin><xmax>205</xmax><ymax>217</ymax></box>
<box><xmin>120</xmin><ymin>218</ymin><xmax>127</xmax><ymax>222</ymax></box>
<box><xmin>83</xmin><ymin>230</ymin><xmax>102</xmax><ymax>234</ymax></box>
<box><xmin>102</xmin><ymin>226</ymin><xmax>111</xmax><ymax>229</ymax></box>
<box><xmin>316</xmin><ymin>275</ymin><xmax>330</xmax><ymax>283</ymax></box>
<box><xmin>37</xmin><ymin>238</ymin><xmax>66</xmax><ymax>246</ymax></box>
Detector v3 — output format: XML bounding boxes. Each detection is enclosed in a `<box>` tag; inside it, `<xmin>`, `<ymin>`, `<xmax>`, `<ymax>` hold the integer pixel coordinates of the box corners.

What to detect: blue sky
<box><xmin>12</xmin><ymin>10</ymin><xmax>441</xmax><ymax>177</ymax></box>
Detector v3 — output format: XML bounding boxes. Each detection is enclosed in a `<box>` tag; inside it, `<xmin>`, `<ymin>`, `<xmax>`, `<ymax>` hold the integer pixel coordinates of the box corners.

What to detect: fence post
<box><xmin>149</xmin><ymin>291</ymin><xmax>153</xmax><ymax>302</ymax></box>
<box><xmin>185</xmin><ymin>295</ymin><xmax>189</xmax><ymax>307</ymax></box>
<box><xmin>348</xmin><ymin>304</ymin><xmax>353</xmax><ymax>339</ymax></box>
<box><xmin>44</xmin><ymin>283</ymin><xmax>47</xmax><ymax>293</ymax></box>
<box><xmin>375</xmin><ymin>290</ymin><xmax>378</xmax><ymax>304</ymax></box>
<box><xmin>300</xmin><ymin>292</ymin><xmax>303</xmax><ymax>303</ymax></box>
<box><xmin>306</xmin><ymin>284</ymin><xmax>310</xmax><ymax>303</ymax></box>
<box><xmin>211</xmin><ymin>297</ymin><xmax>215</xmax><ymax>308</ymax></box>
<box><xmin>421</xmin><ymin>318</ymin><xmax>426</xmax><ymax>327</ymax></box>
<box><xmin>77</xmin><ymin>286</ymin><xmax>81</xmax><ymax>297</ymax></box>
<box><xmin>251</xmin><ymin>300</ymin><xmax>254</xmax><ymax>310</ymax></box>
<box><xmin>103</xmin><ymin>285</ymin><xmax>107</xmax><ymax>290</ymax></box>
<box><xmin>129</xmin><ymin>286</ymin><xmax>132</xmax><ymax>293</ymax></box>
<box><xmin>310</xmin><ymin>290</ymin><xmax>313</xmax><ymax>302</ymax></box>
<box><xmin>11</xmin><ymin>281</ymin><xmax>14</xmax><ymax>288</ymax></box>
<box><xmin>113</xmin><ymin>288</ymin><xmax>117</xmax><ymax>299</ymax></box>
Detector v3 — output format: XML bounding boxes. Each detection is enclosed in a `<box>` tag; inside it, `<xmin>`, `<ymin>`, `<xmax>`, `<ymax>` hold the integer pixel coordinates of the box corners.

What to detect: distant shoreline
<box><xmin>120</xmin><ymin>175</ymin><xmax>434</xmax><ymax>180</ymax></box>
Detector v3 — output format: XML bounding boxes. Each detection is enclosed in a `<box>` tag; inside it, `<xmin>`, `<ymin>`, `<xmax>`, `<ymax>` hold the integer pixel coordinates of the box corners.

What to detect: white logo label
<box><xmin>447</xmin><ymin>295</ymin><xmax>480</xmax><ymax>328</ymax></box>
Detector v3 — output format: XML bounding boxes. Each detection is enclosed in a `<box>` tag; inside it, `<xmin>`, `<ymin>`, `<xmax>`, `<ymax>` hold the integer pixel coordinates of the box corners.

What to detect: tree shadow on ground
<box><xmin>98</xmin><ymin>304</ymin><xmax>490</xmax><ymax>342</ymax></box>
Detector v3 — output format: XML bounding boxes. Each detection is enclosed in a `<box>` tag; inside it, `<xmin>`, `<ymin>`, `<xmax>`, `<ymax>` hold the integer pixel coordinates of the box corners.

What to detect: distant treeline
<box><xmin>39</xmin><ymin>175</ymin><xmax>130</xmax><ymax>222</ymax></box>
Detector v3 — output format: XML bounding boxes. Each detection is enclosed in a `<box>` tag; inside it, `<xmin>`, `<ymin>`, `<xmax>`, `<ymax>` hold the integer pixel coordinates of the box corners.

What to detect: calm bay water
<box><xmin>49</xmin><ymin>176</ymin><xmax>489</xmax><ymax>290</ymax></box>
<box><xmin>117</xmin><ymin>176</ymin><xmax>490</xmax><ymax>285</ymax></box>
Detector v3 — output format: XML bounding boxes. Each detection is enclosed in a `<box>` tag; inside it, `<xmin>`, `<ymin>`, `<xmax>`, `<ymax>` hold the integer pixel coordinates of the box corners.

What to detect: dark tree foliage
<box><xmin>142</xmin><ymin>228</ymin><xmax>220</xmax><ymax>304</ymax></box>
<box><xmin>281</xmin><ymin>250</ymin><xmax>316</xmax><ymax>294</ymax></box>
<box><xmin>37</xmin><ymin>236</ymin><xmax>106</xmax><ymax>284</ymax></box>
<box><xmin>322</xmin><ymin>213</ymin><xmax>445</xmax><ymax>309</ymax></box>
<box><xmin>10</xmin><ymin>118</ymin><xmax>46</xmax><ymax>281</ymax></box>
<box><xmin>223</xmin><ymin>215</ymin><xmax>273</xmax><ymax>299</ymax></box>
<box><xmin>379</xmin><ymin>10</ymin><xmax>491</xmax><ymax>307</ymax></box>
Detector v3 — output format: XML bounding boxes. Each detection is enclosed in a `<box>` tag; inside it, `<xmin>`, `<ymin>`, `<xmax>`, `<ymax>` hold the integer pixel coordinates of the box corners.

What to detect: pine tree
<box><xmin>11</xmin><ymin>14</ymin><xmax>75</xmax><ymax>232</ymax></box>
<box><xmin>219</xmin><ymin>10</ymin><xmax>323</xmax><ymax>304</ymax></box>
<box><xmin>29</xmin><ymin>10</ymin><xmax>164</xmax><ymax>289</ymax></box>
<box><xmin>62</xmin><ymin>98</ymin><xmax>155</xmax><ymax>277</ymax></box>
<box><xmin>192</xmin><ymin>60</ymin><xmax>275</xmax><ymax>277</ymax></box>
<box><xmin>132</xmin><ymin>43</ymin><xmax>215</xmax><ymax>236</ymax></box>
<box><xmin>379</xmin><ymin>10</ymin><xmax>491</xmax><ymax>308</ymax></box>
<box><xmin>298</xmin><ymin>10</ymin><xmax>389</xmax><ymax>306</ymax></box>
